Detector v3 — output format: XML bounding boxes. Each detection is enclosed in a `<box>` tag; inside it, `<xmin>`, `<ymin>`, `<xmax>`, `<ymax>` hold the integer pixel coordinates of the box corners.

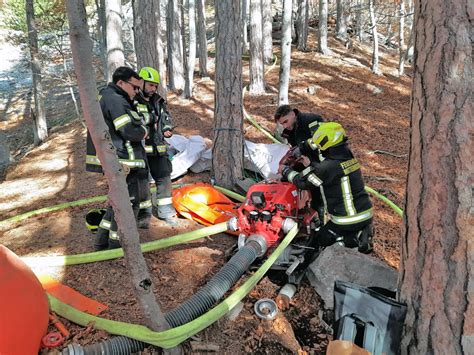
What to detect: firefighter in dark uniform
<box><xmin>274</xmin><ymin>105</ymin><xmax>325</xmax><ymax>217</ymax></box>
<box><xmin>281</xmin><ymin>122</ymin><xmax>374</xmax><ymax>253</ymax></box>
<box><xmin>86</xmin><ymin>66</ymin><xmax>151</xmax><ymax>250</ymax></box>
<box><xmin>135</xmin><ymin>67</ymin><xmax>176</xmax><ymax>227</ymax></box>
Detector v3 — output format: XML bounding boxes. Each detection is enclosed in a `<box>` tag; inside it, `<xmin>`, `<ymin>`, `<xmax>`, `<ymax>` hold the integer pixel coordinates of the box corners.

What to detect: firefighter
<box><xmin>281</xmin><ymin>122</ymin><xmax>374</xmax><ymax>253</ymax></box>
<box><xmin>135</xmin><ymin>67</ymin><xmax>177</xmax><ymax>227</ymax></box>
<box><xmin>274</xmin><ymin>104</ymin><xmax>325</xmax><ymax>217</ymax></box>
<box><xmin>86</xmin><ymin>66</ymin><xmax>151</xmax><ymax>250</ymax></box>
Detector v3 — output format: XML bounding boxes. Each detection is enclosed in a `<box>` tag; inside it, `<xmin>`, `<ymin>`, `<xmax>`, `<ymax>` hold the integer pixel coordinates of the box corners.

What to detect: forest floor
<box><xmin>0</xmin><ymin>30</ymin><xmax>411</xmax><ymax>354</ymax></box>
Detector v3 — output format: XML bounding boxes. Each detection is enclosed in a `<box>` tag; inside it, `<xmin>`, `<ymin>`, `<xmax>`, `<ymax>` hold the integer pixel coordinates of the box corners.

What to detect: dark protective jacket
<box><xmin>284</xmin><ymin>142</ymin><xmax>373</xmax><ymax>226</ymax></box>
<box><xmin>281</xmin><ymin>109</ymin><xmax>324</xmax><ymax>160</ymax></box>
<box><xmin>86</xmin><ymin>83</ymin><xmax>148</xmax><ymax>173</ymax></box>
<box><xmin>136</xmin><ymin>93</ymin><xmax>173</xmax><ymax>157</ymax></box>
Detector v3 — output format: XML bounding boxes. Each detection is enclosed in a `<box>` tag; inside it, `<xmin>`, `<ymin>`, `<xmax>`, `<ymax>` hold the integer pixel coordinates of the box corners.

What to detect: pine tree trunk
<box><xmin>95</xmin><ymin>0</ymin><xmax>108</xmax><ymax>78</ymax></box>
<box><xmin>242</xmin><ymin>0</ymin><xmax>249</xmax><ymax>54</ymax></box>
<box><xmin>65</xmin><ymin>0</ymin><xmax>180</xmax><ymax>344</ymax></box>
<box><xmin>318</xmin><ymin>0</ymin><xmax>330</xmax><ymax>54</ymax></box>
<box><xmin>296</xmin><ymin>0</ymin><xmax>309</xmax><ymax>51</ymax></box>
<box><xmin>398</xmin><ymin>0</ymin><xmax>405</xmax><ymax>76</ymax></box>
<box><xmin>249</xmin><ymin>0</ymin><xmax>265</xmax><ymax>94</ymax></box>
<box><xmin>368</xmin><ymin>0</ymin><xmax>380</xmax><ymax>74</ymax></box>
<box><xmin>196</xmin><ymin>0</ymin><xmax>208</xmax><ymax>77</ymax></box>
<box><xmin>184</xmin><ymin>0</ymin><xmax>197</xmax><ymax>98</ymax></box>
<box><xmin>262</xmin><ymin>0</ymin><xmax>273</xmax><ymax>64</ymax></box>
<box><xmin>399</xmin><ymin>0</ymin><xmax>472</xmax><ymax>353</ymax></box>
<box><xmin>105</xmin><ymin>0</ymin><xmax>125</xmax><ymax>82</ymax></box>
<box><xmin>167</xmin><ymin>0</ymin><xmax>185</xmax><ymax>91</ymax></box>
<box><xmin>25</xmin><ymin>0</ymin><xmax>47</xmax><ymax>146</ymax></box>
<box><xmin>133</xmin><ymin>0</ymin><xmax>167</xmax><ymax>95</ymax></box>
<box><xmin>335</xmin><ymin>0</ymin><xmax>347</xmax><ymax>40</ymax></box>
<box><xmin>213</xmin><ymin>0</ymin><xmax>243</xmax><ymax>189</ymax></box>
<box><xmin>278</xmin><ymin>0</ymin><xmax>292</xmax><ymax>105</ymax></box>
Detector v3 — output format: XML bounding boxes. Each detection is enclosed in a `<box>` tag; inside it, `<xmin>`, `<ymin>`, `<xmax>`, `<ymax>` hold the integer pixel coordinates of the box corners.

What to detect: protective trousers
<box><xmin>139</xmin><ymin>155</ymin><xmax>176</xmax><ymax>220</ymax></box>
<box><xmin>94</xmin><ymin>168</ymin><xmax>151</xmax><ymax>250</ymax></box>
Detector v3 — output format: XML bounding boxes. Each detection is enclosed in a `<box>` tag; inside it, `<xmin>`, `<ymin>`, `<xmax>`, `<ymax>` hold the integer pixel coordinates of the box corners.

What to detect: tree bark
<box><xmin>213</xmin><ymin>0</ymin><xmax>244</xmax><ymax>189</ymax></box>
<box><xmin>399</xmin><ymin>0</ymin><xmax>473</xmax><ymax>353</ymax></box>
<box><xmin>317</xmin><ymin>0</ymin><xmax>330</xmax><ymax>55</ymax></box>
<box><xmin>66</xmin><ymin>2</ymin><xmax>182</xmax><ymax>353</ymax></box>
<box><xmin>278</xmin><ymin>0</ymin><xmax>292</xmax><ymax>105</ymax></box>
<box><xmin>262</xmin><ymin>0</ymin><xmax>273</xmax><ymax>64</ymax></box>
<box><xmin>133</xmin><ymin>0</ymin><xmax>167</xmax><ymax>95</ymax></box>
<box><xmin>398</xmin><ymin>0</ymin><xmax>405</xmax><ymax>76</ymax></box>
<box><xmin>167</xmin><ymin>0</ymin><xmax>185</xmax><ymax>91</ymax></box>
<box><xmin>249</xmin><ymin>0</ymin><xmax>265</xmax><ymax>94</ymax></box>
<box><xmin>26</xmin><ymin>0</ymin><xmax>48</xmax><ymax>146</ymax></box>
<box><xmin>368</xmin><ymin>0</ymin><xmax>380</xmax><ymax>74</ymax></box>
<box><xmin>335</xmin><ymin>0</ymin><xmax>347</xmax><ymax>40</ymax></box>
<box><xmin>242</xmin><ymin>0</ymin><xmax>249</xmax><ymax>54</ymax></box>
<box><xmin>95</xmin><ymin>0</ymin><xmax>108</xmax><ymax>78</ymax></box>
<box><xmin>105</xmin><ymin>0</ymin><xmax>125</xmax><ymax>82</ymax></box>
<box><xmin>196</xmin><ymin>0</ymin><xmax>208</xmax><ymax>77</ymax></box>
<box><xmin>296</xmin><ymin>0</ymin><xmax>309</xmax><ymax>51</ymax></box>
<box><xmin>184</xmin><ymin>0</ymin><xmax>197</xmax><ymax>98</ymax></box>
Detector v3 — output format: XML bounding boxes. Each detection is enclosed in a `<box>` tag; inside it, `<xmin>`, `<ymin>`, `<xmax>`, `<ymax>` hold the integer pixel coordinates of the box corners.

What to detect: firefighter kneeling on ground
<box><xmin>281</xmin><ymin>122</ymin><xmax>374</xmax><ymax>253</ymax></box>
<box><xmin>135</xmin><ymin>67</ymin><xmax>177</xmax><ymax>227</ymax></box>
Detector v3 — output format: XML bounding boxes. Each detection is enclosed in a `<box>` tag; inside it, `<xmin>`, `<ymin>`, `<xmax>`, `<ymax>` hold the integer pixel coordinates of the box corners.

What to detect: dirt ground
<box><xmin>0</xmin><ymin>31</ymin><xmax>410</xmax><ymax>354</ymax></box>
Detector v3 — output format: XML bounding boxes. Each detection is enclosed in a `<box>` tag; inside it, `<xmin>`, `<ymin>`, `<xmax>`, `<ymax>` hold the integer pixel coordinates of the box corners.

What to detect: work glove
<box><xmin>280</xmin><ymin>165</ymin><xmax>292</xmax><ymax>181</ymax></box>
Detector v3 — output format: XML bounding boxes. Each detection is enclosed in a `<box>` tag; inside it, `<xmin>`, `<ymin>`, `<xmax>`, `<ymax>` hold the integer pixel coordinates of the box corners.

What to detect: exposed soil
<box><xmin>0</xmin><ymin>31</ymin><xmax>410</xmax><ymax>354</ymax></box>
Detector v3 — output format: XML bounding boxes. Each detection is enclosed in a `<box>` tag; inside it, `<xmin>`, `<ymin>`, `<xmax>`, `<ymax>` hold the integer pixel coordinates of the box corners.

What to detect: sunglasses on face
<box><xmin>125</xmin><ymin>81</ymin><xmax>142</xmax><ymax>92</ymax></box>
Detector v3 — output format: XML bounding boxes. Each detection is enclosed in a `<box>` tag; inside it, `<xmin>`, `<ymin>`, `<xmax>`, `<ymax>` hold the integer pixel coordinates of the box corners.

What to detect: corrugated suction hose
<box><xmin>63</xmin><ymin>240</ymin><xmax>263</xmax><ymax>354</ymax></box>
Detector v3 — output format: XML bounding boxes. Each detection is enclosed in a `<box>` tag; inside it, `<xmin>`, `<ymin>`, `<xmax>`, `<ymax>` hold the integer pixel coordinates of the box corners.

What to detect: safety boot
<box><xmin>94</xmin><ymin>227</ymin><xmax>109</xmax><ymax>251</ymax></box>
<box><xmin>153</xmin><ymin>204</ymin><xmax>178</xmax><ymax>225</ymax></box>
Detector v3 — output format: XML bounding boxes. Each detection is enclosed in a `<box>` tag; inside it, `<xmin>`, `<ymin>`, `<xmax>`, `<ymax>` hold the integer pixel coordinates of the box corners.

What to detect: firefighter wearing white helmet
<box><xmin>135</xmin><ymin>67</ymin><xmax>177</xmax><ymax>227</ymax></box>
<box><xmin>281</xmin><ymin>122</ymin><xmax>374</xmax><ymax>253</ymax></box>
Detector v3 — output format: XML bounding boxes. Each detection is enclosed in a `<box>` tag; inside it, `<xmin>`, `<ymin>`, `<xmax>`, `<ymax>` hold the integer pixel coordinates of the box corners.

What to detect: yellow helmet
<box><xmin>139</xmin><ymin>67</ymin><xmax>160</xmax><ymax>84</ymax></box>
<box><xmin>312</xmin><ymin>122</ymin><xmax>346</xmax><ymax>151</ymax></box>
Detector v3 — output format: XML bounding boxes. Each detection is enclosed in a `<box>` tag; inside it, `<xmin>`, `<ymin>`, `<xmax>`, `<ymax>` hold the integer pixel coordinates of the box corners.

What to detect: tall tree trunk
<box><xmin>399</xmin><ymin>0</ymin><xmax>472</xmax><ymax>353</ymax></box>
<box><xmin>296</xmin><ymin>0</ymin><xmax>309</xmax><ymax>51</ymax></box>
<box><xmin>262</xmin><ymin>0</ymin><xmax>273</xmax><ymax>64</ymax></box>
<box><xmin>278</xmin><ymin>0</ymin><xmax>292</xmax><ymax>105</ymax></box>
<box><xmin>248</xmin><ymin>0</ymin><xmax>265</xmax><ymax>94</ymax></box>
<box><xmin>167</xmin><ymin>0</ymin><xmax>185</xmax><ymax>91</ymax></box>
<box><xmin>368</xmin><ymin>0</ymin><xmax>380</xmax><ymax>74</ymax></box>
<box><xmin>196</xmin><ymin>0</ymin><xmax>208</xmax><ymax>77</ymax></box>
<box><xmin>404</xmin><ymin>0</ymin><xmax>414</xmax><ymax>62</ymax></box>
<box><xmin>184</xmin><ymin>0</ymin><xmax>197</xmax><ymax>98</ymax></box>
<box><xmin>95</xmin><ymin>0</ymin><xmax>108</xmax><ymax>78</ymax></box>
<box><xmin>25</xmin><ymin>0</ymin><xmax>48</xmax><ymax>146</ymax></box>
<box><xmin>242</xmin><ymin>0</ymin><xmax>249</xmax><ymax>54</ymax></box>
<box><xmin>133</xmin><ymin>0</ymin><xmax>167</xmax><ymax>95</ymax></box>
<box><xmin>356</xmin><ymin>0</ymin><xmax>364</xmax><ymax>42</ymax></box>
<box><xmin>213</xmin><ymin>0</ymin><xmax>243</xmax><ymax>189</ymax></box>
<box><xmin>335</xmin><ymin>0</ymin><xmax>347</xmax><ymax>40</ymax></box>
<box><xmin>398</xmin><ymin>0</ymin><xmax>405</xmax><ymax>76</ymax></box>
<box><xmin>105</xmin><ymin>0</ymin><xmax>125</xmax><ymax>82</ymax></box>
<box><xmin>65</xmin><ymin>0</ymin><xmax>180</xmax><ymax>344</ymax></box>
<box><xmin>318</xmin><ymin>0</ymin><xmax>330</xmax><ymax>54</ymax></box>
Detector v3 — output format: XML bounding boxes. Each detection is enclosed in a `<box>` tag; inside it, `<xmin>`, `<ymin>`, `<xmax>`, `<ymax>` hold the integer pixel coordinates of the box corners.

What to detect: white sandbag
<box><xmin>243</xmin><ymin>141</ymin><xmax>290</xmax><ymax>179</ymax></box>
<box><xmin>190</xmin><ymin>148</ymin><xmax>212</xmax><ymax>173</ymax></box>
<box><xmin>168</xmin><ymin>135</ymin><xmax>207</xmax><ymax>179</ymax></box>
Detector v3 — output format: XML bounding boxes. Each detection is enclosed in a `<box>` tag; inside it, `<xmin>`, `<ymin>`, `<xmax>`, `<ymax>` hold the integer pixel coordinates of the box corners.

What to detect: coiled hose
<box><xmin>63</xmin><ymin>240</ymin><xmax>262</xmax><ymax>354</ymax></box>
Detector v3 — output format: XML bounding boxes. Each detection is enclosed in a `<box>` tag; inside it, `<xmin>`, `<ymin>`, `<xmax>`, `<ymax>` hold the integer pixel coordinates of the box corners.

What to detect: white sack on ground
<box><xmin>166</xmin><ymin>135</ymin><xmax>290</xmax><ymax>179</ymax></box>
<box><xmin>243</xmin><ymin>141</ymin><xmax>290</xmax><ymax>179</ymax></box>
<box><xmin>166</xmin><ymin>135</ymin><xmax>207</xmax><ymax>179</ymax></box>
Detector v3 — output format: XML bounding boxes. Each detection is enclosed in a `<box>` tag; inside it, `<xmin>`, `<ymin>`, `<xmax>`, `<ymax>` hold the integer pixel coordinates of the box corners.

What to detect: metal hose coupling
<box><xmin>227</xmin><ymin>217</ymin><xmax>239</xmax><ymax>231</ymax></box>
<box><xmin>246</xmin><ymin>235</ymin><xmax>268</xmax><ymax>257</ymax></box>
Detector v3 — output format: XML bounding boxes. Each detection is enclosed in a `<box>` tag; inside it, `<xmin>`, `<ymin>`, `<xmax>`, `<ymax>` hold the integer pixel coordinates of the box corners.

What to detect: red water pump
<box><xmin>228</xmin><ymin>181</ymin><xmax>316</xmax><ymax>257</ymax></box>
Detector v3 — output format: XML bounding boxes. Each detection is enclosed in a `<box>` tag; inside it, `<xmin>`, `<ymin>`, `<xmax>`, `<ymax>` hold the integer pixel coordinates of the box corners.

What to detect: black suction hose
<box><xmin>63</xmin><ymin>240</ymin><xmax>262</xmax><ymax>354</ymax></box>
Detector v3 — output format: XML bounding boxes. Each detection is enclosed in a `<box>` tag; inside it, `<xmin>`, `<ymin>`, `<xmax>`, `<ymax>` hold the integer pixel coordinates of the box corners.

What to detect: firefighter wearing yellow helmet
<box><xmin>135</xmin><ymin>67</ymin><xmax>177</xmax><ymax>227</ymax></box>
<box><xmin>281</xmin><ymin>121</ymin><xmax>374</xmax><ymax>253</ymax></box>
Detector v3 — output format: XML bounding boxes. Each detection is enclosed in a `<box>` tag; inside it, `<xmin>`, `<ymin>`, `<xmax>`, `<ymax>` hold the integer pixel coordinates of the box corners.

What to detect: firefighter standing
<box><xmin>86</xmin><ymin>66</ymin><xmax>151</xmax><ymax>250</ymax></box>
<box><xmin>281</xmin><ymin>122</ymin><xmax>374</xmax><ymax>253</ymax></box>
<box><xmin>135</xmin><ymin>67</ymin><xmax>176</xmax><ymax>227</ymax></box>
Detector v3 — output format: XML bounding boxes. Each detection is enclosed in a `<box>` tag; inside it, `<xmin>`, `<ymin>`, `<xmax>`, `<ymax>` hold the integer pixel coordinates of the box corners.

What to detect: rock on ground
<box><xmin>306</xmin><ymin>244</ymin><xmax>398</xmax><ymax>309</ymax></box>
